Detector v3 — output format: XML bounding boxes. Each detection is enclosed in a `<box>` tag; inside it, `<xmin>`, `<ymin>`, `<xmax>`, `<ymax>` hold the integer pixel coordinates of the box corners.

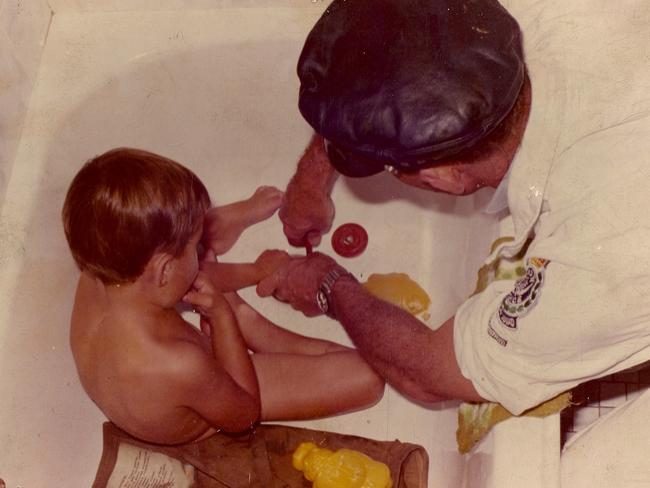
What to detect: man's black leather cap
<box><xmin>298</xmin><ymin>0</ymin><xmax>525</xmax><ymax>177</ymax></box>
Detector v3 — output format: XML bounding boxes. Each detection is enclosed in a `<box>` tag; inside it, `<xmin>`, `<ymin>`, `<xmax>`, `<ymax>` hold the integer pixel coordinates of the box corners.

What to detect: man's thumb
<box><xmin>256</xmin><ymin>275</ymin><xmax>277</xmax><ymax>298</ymax></box>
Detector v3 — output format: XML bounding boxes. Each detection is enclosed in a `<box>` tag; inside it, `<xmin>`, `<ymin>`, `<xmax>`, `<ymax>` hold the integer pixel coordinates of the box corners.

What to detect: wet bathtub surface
<box><xmin>0</xmin><ymin>7</ymin><xmax>510</xmax><ymax>487</ymax></box>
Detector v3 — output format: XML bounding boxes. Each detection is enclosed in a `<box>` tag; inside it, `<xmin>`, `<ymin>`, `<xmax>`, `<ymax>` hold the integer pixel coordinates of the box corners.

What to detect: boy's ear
<box><xmin>150</xmin><ymin>253</ymin><xmax>174</xmax><ymax>287</ymax></box>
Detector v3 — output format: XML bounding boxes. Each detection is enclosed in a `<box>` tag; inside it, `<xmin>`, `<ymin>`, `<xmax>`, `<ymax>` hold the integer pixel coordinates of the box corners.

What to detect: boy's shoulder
<box><xmin>71</xmin><ymin>272</ymin><xmax>211</xmax><ymax>376</ymax></box>
<box><xmin>155</xmin><ymin>320</ymin><xmax>216</xmax><ymax>377</ymax></box>
<box><xmin>131</xmin><ymin>310</ymin><xmax>216</xmax><ymax>385</ymax></box>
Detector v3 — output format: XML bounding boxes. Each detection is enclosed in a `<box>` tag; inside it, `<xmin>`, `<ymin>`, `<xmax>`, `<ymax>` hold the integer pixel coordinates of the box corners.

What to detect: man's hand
<box><xmin>256</xmin><ymin>252</ymin><xmax>342</xmax><ymax>317</ymax></box>
<box><xmin>279</xmin><ymin>135</ymin><xmax>338</xmax><ymax>248</ymax></box>
<box><xmin>279</xmin><ymin>187</ymin><xmax>334</xmax><ymax>247</ymax></box>
<box><xmin>254</xmin><ymin>249</ymin><xmax>291</xmax><ymax>281</ymax></box>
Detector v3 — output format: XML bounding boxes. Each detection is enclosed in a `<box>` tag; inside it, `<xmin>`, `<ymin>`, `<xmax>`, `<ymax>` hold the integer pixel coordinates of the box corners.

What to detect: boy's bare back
<box><xmin>70</xmin><ymin>272</ymin><xmax>216</xmax><ymax>444</ymax></box>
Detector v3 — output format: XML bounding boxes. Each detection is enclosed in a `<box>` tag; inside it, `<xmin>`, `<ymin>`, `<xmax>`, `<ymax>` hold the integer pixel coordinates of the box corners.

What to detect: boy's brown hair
<box><xmin>62</xmin><ymin>148</ymin><xmax>211</xmax><ymax>285</ymax></box>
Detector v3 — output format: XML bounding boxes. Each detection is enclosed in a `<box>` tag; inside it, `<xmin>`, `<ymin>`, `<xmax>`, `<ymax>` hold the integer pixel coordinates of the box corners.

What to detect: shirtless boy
<box><xmin>62</xmin><ymin>148</ymin><xmax>383</xmax><ymax>445</ymax></box>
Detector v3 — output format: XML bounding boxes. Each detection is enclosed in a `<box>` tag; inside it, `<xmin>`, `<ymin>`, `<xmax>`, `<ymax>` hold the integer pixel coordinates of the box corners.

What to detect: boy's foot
<box><xmin>246</xmin><ymin>186</ymin><xmax>284</xmax><ymax>225</ymax></box>
<box><xmin>203</xmin><ymin>186</ymin><xmax>283</xmax><ymax>256</ymax></box>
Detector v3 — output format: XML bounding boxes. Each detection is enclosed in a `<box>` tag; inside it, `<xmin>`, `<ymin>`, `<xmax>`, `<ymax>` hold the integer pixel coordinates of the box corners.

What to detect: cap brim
<box><xmin>326</xmin><ymin>143</ymin><xmax>385</xmax><ymax>178</ymax></box>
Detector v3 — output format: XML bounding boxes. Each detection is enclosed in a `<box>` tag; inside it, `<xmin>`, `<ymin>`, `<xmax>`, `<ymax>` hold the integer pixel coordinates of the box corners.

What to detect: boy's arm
<box><xmin>174</xmin><ymin>341</ymin><xmax>260</xmax><ymax>433</ymax></box>
<box><xmin>200</xmin><ymin>262</ymin><xmax>263</xmax><ymax>291</ymax></box>
<box><xmin>203</xmin><ymin>298</ymin><xmax>258</xmax><ymax>400</ymax></box>
<box><xmin>183</xmin><ymin>272</ymin><xmax>261</xmax><ymax>429</ymax></box>
<box><xmin>200</xmin><ymin>250</ymin><xmax>290</xmax><ymax>292</ymax></box>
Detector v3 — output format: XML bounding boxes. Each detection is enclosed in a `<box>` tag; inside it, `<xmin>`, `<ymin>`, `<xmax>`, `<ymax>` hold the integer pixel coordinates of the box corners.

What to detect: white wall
<box><xmin>0</xmin><ymin>0</ymin><xmax>51</xmax><ymax>204</ymax></box>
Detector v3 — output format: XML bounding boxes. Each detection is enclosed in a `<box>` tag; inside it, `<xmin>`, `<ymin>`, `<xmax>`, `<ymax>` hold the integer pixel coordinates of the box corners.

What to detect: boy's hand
<box><xmin>200</xmin><ymin>247</ymin><xmax>218</xmax><ymax>263</ymax></box>
<box><xmin>254</xmin><ymin>250</ymin><xmax>291</xmax><ymax>281</ymax></box>
<box><xmin>183</xmin><ymin>271</ymin><xmax>232</xmax><ymax>320</ymax></box>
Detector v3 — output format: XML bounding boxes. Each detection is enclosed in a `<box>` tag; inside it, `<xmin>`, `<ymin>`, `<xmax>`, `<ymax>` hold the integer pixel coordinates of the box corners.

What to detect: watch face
<box><xmin>316</xmin><ymin>290</ymin><xmax>329</xmax><ymax>314</ymax></box>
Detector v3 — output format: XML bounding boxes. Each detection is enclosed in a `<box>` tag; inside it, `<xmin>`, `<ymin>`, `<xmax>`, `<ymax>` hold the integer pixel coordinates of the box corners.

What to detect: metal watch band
<box><xmin>317</xmin><ymin>267</ymin><xmax>356</xmax><ymax>318</ymax></box>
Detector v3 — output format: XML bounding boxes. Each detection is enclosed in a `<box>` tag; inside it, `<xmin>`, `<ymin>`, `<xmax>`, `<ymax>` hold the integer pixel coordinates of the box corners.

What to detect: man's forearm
<box><xmin>280</xmin><ymin>134</ymin><xmax>339</xmax><ymax>246</ymax></box>
<box><xmin>292</xmin><ymin>135</ymin><xmax>339</xmax><ymax>194</ymax></box>
<box><xmin>331</xmin><ymin>278</ymin><xmax>483</xmax><ymax>404</ymax></box>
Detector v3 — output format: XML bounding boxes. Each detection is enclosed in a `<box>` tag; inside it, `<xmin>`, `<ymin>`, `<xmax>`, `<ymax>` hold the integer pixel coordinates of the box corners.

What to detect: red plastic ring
<box><xmin>331</xmin><ymin>223</ymin><xmax>368</xmax><ymax>258</ymax></box>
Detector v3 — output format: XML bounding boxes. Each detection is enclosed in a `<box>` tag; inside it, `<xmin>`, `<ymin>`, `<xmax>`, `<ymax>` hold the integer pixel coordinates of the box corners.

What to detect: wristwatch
<box><xmin>316</xmin><ymin>267</ymin><xmax>357</xmax><ymax>319</ymax></box>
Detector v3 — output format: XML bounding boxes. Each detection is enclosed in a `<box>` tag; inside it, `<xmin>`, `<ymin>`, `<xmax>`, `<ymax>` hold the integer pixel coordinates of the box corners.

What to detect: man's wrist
<box><xmin>296</xmin><ymin>136</ymin><xmax>338</xmax><ymax>187</ymax></box>
<box><xmin>316</xmin><ymin>267</ymin><xmax>357</xmax><ymax>319</ymax></box>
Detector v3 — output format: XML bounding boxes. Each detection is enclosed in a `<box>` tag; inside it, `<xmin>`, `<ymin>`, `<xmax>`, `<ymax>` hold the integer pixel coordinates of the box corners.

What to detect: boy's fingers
<box><xmin>200</xmin><ymin>317</ymin><xmax>212</xmax><ymax>336</ymax></box>
<box><xmin>202</xmin><ymin>248</ymin><xmax>217</xmax><ymax>262</ymax></box>
<box><xmin>183</xmin><ymin>290</ymin><xmax>212</xmax><ymax>310</ymax></box>
<box><xmin>191</xmin><ymin>271</ymin><xmax>216</xmax><ymax>294</ymax></box>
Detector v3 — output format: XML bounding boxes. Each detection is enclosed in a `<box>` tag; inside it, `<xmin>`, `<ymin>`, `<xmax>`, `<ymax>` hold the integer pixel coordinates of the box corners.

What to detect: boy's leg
<box><xmin>203</xmin><ymin>186</ymin><xmax>283</xmax><ymax>256</ymax></box>
<box><xmin>251</xmin><ymin>350</ymin><xmax>384</xmax><ymax>421</ymax></box>
<box><xmin>224</xmin><ymin>293</ymin><xmax>385</xmax><ymax>420</ymax></box>
<box><xmin>224</xmin><ymin>292</ymin><xmax>348</xmax><ymax>355</ymax></box>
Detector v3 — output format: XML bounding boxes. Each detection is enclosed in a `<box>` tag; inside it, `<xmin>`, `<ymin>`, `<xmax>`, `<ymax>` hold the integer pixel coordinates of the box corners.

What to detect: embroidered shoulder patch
<box><xmin>496</xmin><ymin>257</ymin><xmax>549</xmax><ymax>331</ymax></box>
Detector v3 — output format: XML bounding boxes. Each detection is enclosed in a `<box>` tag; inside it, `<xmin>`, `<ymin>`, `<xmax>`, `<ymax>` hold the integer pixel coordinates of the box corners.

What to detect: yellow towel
<box><xmin>457</xmin><ymin>392</ymin><xmax>572</xmax><ymax>454</ymax></box>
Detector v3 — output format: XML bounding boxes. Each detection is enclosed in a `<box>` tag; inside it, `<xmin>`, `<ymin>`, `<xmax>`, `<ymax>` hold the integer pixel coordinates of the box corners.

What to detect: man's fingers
<box><xmin>257</xmin><ymin>276</ymin><xmax>290</xmax><ymax>302</ymax></box>
<box><xmin>256</xmin><ymin>259</ymin><xmax>292</xmax><ymax>299</ymax></box>
<box><xmin>302</xmin><ymin>307</ymin><xmax>321</xmax><ymax>318</ymax></box>
<box><xmin>305</xmin><ymin>230</ymin><xmax>322</xmax><ymax>247</ymax></box>
<box><xmin>256</xmin><ymin>275</ymin><xmax>278</xmax><ymax>298</ymax></box>
<box><xmin>281</xmin><ymin>216</ymin><xmax>322</xmax><ymax>247</ymax></box>
<box><xmin>283</xmin><ymin>223</ymin><xmax>307</xmax><ymax>247</ymax></box>
<box><xmin>285</xmin><ymin>228</ymin><xmax>322</xmax><ymax>248</ymax></box>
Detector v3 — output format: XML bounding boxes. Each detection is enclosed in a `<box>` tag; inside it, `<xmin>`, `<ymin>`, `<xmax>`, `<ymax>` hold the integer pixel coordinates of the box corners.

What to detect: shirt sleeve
<box><xmin>454</xmin><ymin>258</ymin><xmax>650</xmax><ymax>415</ymax></box>
<box><xmin>454</xmin><ymin>278</ymin><xmax>552</xmax><ymax>415</ymax></box>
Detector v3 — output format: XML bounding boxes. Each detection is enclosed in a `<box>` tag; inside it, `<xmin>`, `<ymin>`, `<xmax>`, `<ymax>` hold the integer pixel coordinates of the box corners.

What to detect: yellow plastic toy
<box><xmin>362</xmin><ymin>273</ymin><xmax>431</xmax><ymax>318</ymax></box>
<box><xmin>292</xmin><ymin>442</ymin><xmax>393</xmax><ymax>488</ymax></box>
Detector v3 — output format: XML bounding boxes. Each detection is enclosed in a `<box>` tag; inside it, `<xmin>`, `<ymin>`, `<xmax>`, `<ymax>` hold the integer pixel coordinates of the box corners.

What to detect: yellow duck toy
<box><xmin>292</xmin><ymin>442</ymin><xmax>393</xmax><ymax>488</ymax></box>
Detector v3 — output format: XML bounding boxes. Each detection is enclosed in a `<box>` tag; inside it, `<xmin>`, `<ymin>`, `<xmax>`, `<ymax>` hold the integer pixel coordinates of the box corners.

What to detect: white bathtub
<box><xmin>0</xmin><ymin>3</ymin><xmax>560</xmax><ymax>486</ymax></box>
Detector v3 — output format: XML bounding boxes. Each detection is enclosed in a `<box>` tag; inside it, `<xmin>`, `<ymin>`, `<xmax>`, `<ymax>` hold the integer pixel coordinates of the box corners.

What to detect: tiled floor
<box><xmin>561</xmin><ymin>361</ymin><xmax>650</xmax><ymax>446</ymax></box>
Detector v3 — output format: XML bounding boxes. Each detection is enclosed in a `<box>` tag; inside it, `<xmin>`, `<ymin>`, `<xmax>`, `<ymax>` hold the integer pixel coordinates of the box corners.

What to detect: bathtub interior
<box><xmin>0</xmin><ymin>4</ymin><xmax>560</xmax><ymax>487</ymax></box>
<box><xmin>0</xmin><ymin>0</ymin><xmax>52</xmax><ymax>206</ymax></box>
